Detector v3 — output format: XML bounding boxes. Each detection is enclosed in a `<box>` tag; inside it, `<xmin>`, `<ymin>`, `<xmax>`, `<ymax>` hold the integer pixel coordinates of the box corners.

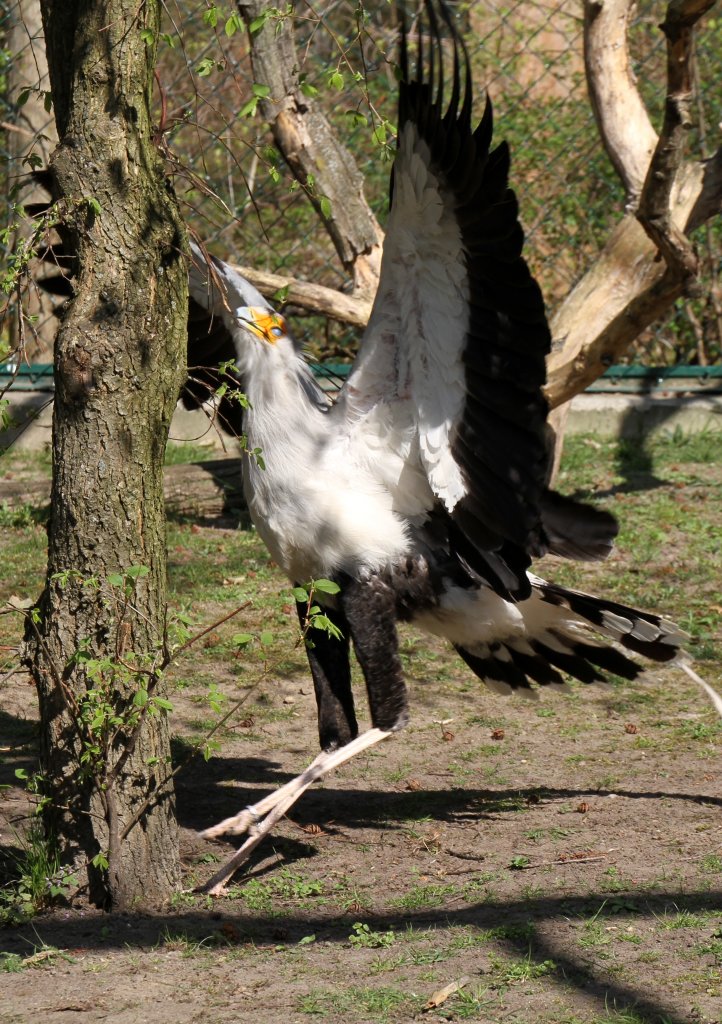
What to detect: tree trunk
<box><xmin>6</xmin><ymin>0</ymin><xmax>58</xmax><ymax>362</ymax></box>
<box><xmin>22</xmin><ymin>0</ymin><xmax>187</xmax><ymax>910</ymax></box>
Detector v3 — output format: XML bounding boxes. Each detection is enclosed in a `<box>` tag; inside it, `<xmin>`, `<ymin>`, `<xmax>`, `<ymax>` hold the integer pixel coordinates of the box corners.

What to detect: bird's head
<box><xmin>236</xmin><ymin>306</ymin><xmax>290</xmax><ymax>346</ymax></box>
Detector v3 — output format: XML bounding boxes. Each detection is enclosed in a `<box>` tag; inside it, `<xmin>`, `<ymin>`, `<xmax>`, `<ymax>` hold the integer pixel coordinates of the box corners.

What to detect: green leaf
<box><xmin>133</xmin><ymin>689</ymin><xmax>149</xmax><ymax>708</ymax></box>
<box><xmin>239</xmin><ymin>96</ymin><xmax>259</xmax><ymax>118</ymax></box>
<box><xmin>126</xmin><ymin>565</ymin><xmax>150</xmax><ymax>579</ymax></box>
<box><xmin>17</xmin><ymin>88</ymin><xmax>30</xmax><ymax>107</ymax></box>
<box><xmin>345</xmin><ymin>110</ymin><xmax>367</xmax><ymax>127</ymax></box>
<box><xmin>196</xmin><ymin>57</ymin><xmax>216</xmax><ymax>78</ymax></box>
<box><xmin>292</xmin><ymin>586</ymin><xmax>309</xmax><ymax>603</ymax></box>
<box><xmin>153</xmin><ymin>697</ymin><xmax>174</xmax><ymax>712</ymax></box>
<box><xmin>319</xmin><ymin>196</ymin><xmax>332</xmax><ymax>219</ymax></box>
<box><xmin>107</xmin><ymin>573</ymin><xmax>124</xmax><ymax>587</ymax></box>
<box><xmin>203</xmin><ymin>5</ymin><xmax>219</xmax><ymax>28</ymax></box>
<box><xmin>14</xmin><ymin>768</ymin><xmax>28</xmax><ymax>780</ymax></box>
<box><xmin>372</xmin><ymin>124</ymin><xmax>387</xmax><ymax>147</ymax></box>
<box><xmin>328</xmin><ymin>70</ymin><xmax>344</xmax><ymax>91</ymax></box>
<box><xmin>225</xmin><ymin>12</ymin><xmax>243</xmax><ymax>36</ymax></box>
<box><xmin>259</xmin><ymin>631</ymin><xmax>273</xmax><ymax>646</ymax></box>
<box><xmin>86</xmin><ymin>196</ymin><xmax>101</xmax><ymax>216</ymax></box>
<box><xmin>232</xmin><ymin>632</ymin><xmax>253</xmax><ymax>648</ymax></box>
<box><xmin>139</xmin><ymin>28</ymin><xmax>154</xmax><ymax>46</ymax></box>
<box><xmin>251</xmin><ymin>83</ymin><xmax>271</xmax><ymax>99</ymax></box>
<box><xmin>92</xmin><ymin>852</ymin><xmax>109</xmax><ymax>871</ymax></box>
<box><xmin>249</xmin><ymin>11</ymin><xmax>271</xmax><ymax>34</ymax></box>
<box><xmin>312</xmin><ymin>578</ymin><xmax>340</xmax><ymax>595</ymax></box>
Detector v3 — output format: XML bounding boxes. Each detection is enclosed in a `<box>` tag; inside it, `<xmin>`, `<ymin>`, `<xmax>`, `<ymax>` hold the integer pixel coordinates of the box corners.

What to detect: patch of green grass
<box><xmin>0</xmin><ymin>819</ymin><xmax>77</xmax><ymax>924</ymax></box>
<box><xmin>447</xmin><ymin>985</ymin><xmax>498</xmax><ymax>1018</ymax></box>
<box><xmin>164</xmin><ymin>441</ymin><xmax>220</xmax><ymax>465</ymax></box>
<box><xmin>700</xmin><ymin>854</ymin><xmax>722</xmax><ymax>874</ymax></box>
<box><xmin>578</xmin><ymin>921</ymin><xmax>611</xmax><ymax>951</ymax></box>
<box><xmin>693</xmin><ymin>932</ymin><xmax>722</xmax><ymax>964</ymax></box>
<box><xmin>389</xmin><ymin>881</ymin><xmax>457</xmax><ymax>910</ymax></box>
<box><xmin>227</xmin><ymin>868</ymin><xmax>324</xmax><ymax>912</ymax></box>
<box><xmin>0</xmin><ymin>942</ymin><xmax>72</xmax><ymax>972</ymax></box>
<box><xmin>297</xmin><ymin>986</ymin><xmax>419</xmax><ymax>1020</ymax></box>
<box><xmin>489</xmin><ymin>949</ymin><xmax>557</xmax><ymax>984</ymax></box>
<box><xmin>655</xmin><ymin>908</ymin><xmax>712</xmax><ymax>930</ymax></box>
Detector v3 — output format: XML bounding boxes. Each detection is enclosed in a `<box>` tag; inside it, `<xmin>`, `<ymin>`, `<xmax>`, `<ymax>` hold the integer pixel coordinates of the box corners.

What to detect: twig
<box><xmin>636</xmin><ymin>0</ymin><xmax>716</xmax><ymax>278</ymax></box>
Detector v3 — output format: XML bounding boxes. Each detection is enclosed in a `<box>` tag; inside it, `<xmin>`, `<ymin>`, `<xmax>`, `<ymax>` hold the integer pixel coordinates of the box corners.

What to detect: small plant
<box><xmin>0</xmin><ymin>818</ymin><xmax>76</xmax><ymax>923</ymax></box>
<box><xmin>349</xmin><ymin>921</ymin><xmax>397</xmax><ymax>949</ymax></box>
<box><xmin>490</xmin><ymin>949</ymin><xmax>557</xmax><ymax>984</ymax></box>
<box><xmin>700</xmin><ymin>854</ymin><xmax>722</xmax><ymax>874</ymax></box>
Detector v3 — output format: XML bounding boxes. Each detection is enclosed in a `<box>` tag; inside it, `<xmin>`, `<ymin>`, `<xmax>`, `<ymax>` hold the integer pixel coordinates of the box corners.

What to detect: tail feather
<box><xmin>456</xmin><ymin>576</ymin><xmax>686</xmax><ymax>696</ymax></box>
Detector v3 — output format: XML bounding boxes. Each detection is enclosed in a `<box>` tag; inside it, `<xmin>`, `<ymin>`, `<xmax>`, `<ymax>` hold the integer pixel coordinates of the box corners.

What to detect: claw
<box><xmin>197</xmin><ymin>727</ymin><xmax>392</xmax><ymax>893</ymax></box>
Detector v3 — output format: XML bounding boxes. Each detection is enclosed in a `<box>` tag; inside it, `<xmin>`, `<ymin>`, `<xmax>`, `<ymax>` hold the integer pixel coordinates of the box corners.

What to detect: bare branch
<box><xmin>236</xmin><ymin>1</ymin><xmax>383</xmax><ymax>296</ymax></box>
<box><xmin>229</xmin><ymin>262</ymin><xmax>372</xmax><ymax>327</ymax></box>
<box><xmin>545</xmin><ymin>158</ymin><xmax>714</xmax><ymax>409</ymax></box>
<box><xmin>583</xmin><ymin>0</ymin><xmax>658</xmax><ymax>204</ymax></box>
<box><xmin>636</xmin><ymin>0</ymin><xmax>716</xmax><ymax>278</ymax></box>
<box><xmin>549</xmin><ymin>0</ymin><xmax>721</xmax><ymax>411</ymax></box>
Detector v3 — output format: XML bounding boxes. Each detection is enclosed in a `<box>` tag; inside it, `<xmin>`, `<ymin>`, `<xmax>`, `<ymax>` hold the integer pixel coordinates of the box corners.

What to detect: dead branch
<box><xmin>584</xmin><ymin>0</ymin><xmax>658</xmax><ymax>204</ymax></box>
<box><xmin>236</xmin><ymin>1</ymin><xmax>384</xmax><ymax>297</ymax></box>
<box><xmin>547</xmin><ymin>0</ymin><xmax>722</xmax><ymax>411</ymax></box>
<box><xmin>545</xmin><ymin>156</ymin><xmax>713</xmax><ymax>409</ymax></box>
<box><xmin>229</xmin><ymin>262</ymin><xmax>372</xmax><ymax>327</ymax></box>
<box><xmin>636</xmin><ymin>0</ymin><xmax>716</xmax><ymax>278</ymax></box>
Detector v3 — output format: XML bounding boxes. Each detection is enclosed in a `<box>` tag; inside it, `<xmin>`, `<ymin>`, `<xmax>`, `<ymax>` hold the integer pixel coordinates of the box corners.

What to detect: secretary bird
<box><xmin>29</xmin><ymin>0</ymin><xmax>719</xmax><ymax>892</ymax></box>
<box><xmin>183</xmin><ymin>0</ymin><xmax>722</xmax><ymax>892</ymax></box>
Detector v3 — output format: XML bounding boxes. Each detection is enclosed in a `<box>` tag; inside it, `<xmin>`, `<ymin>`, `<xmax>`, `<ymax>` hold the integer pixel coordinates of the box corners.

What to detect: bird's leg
<box><xmin>340</xmin><ymin>573</ymin><xmax>410</xmax><ymax>732</ymax></box>
<box><xmin>296</xmin><ymin>591</ymin><xmax>358</xmax><ymax>750</ymax></box>
<box><xmin>197</xmin><ymin>727</ymin><xmax>392</xmax><ymax>894</ymax></box>
<box><xmin>197</xmin><ymin>574</ymin><xmax>408</xmax><ymax>893</ymax></box>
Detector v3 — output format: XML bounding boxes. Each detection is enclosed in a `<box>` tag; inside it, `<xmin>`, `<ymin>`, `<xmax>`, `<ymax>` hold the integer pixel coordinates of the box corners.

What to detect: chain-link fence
<box><xmin>2</xmin><ymin>0</ymin><xmax>721</xmax><ymax>367</ymax></box>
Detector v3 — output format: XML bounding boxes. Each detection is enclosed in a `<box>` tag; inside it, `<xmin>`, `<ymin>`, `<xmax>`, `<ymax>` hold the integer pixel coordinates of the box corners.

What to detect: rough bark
<box><xmin>21</xmin><ymin>0</ymin><xmax>187</xmax><ymax>910</ymax></box>
<box><xmin>236</xmin><ymin>0</ymin><xmax>384</xmax><ymax>297</ymax></box>
<box><xmin>5</xmin><ymin>0</ymin><xmax>58</xmax><ymax>362</ymax></box>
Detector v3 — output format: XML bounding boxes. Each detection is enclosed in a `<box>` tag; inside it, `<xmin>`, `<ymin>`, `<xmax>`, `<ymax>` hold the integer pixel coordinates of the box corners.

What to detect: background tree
<box><xmin>20</xmin><ymin>0</ymin><xmax>188</xmax><ymax>909</ymax></box>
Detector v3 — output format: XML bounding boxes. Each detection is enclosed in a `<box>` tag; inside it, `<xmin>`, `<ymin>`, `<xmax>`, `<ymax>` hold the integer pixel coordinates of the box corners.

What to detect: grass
<box><xmin>1</xmin><ymin>431</ymin><xmax>721</xmax><ymax>1021</ymax></box>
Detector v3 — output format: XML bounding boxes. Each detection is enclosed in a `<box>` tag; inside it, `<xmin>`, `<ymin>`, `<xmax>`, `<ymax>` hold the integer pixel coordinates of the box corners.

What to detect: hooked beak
<box><xmin>237</xmin><ymin>306</ymin><xmax>288</xmax><ymax>345</ymax></box>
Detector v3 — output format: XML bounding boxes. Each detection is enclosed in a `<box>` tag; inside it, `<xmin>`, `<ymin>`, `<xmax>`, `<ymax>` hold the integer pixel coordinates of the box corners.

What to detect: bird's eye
<box><xmin>270</xmin><ymin>326</ymin><xmax>284</xmax><ymax>338</ymax></box>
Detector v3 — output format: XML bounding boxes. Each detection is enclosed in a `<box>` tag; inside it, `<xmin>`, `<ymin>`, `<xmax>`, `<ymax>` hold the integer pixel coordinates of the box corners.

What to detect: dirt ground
<box><xmin>1</xmin><ymin>440</ymin><xmax>721</xmax><ymax>1024</ymax></box>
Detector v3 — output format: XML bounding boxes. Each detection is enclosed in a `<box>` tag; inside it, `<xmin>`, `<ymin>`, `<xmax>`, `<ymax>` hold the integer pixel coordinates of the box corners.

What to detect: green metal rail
<box><xmin>3</xmin><ymin>362</ymin><xmax>722</xmax><ymax>395</ymax></box>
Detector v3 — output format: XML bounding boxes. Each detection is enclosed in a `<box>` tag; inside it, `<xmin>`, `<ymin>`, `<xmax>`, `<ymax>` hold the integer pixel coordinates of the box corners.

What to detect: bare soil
<box><xmin>1</xmin><ymin>449</ymin><xmax>721</xmax><ymax>1024</ymax></box>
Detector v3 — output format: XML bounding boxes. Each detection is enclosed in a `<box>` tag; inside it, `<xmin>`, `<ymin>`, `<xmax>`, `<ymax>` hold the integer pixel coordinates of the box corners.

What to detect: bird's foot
<box><xmin>196</xmin><ymin>727</ymin><xmax>392</xmax><ymax>894</ymax></box>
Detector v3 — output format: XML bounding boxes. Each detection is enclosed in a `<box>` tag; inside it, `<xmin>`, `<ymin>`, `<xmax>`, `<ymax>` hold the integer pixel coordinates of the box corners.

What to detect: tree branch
<box><xmin>229</xmin><ymin>261</ymin><xmax>372</xmax><ymax>327</ymax></box>
<box><xmin>636</xmin><ymin>0</ymin><xmax>716</xmax><ymax>278</ymax></box>
<box><xmin>236</xmin><ymin>1</ymin><xmax>383</xmax><ymax>296</ymax></box>
<box><xmin>583</xmin><ymin>0</ymin><xmax>658</xmax><ymax>205</ymax></box>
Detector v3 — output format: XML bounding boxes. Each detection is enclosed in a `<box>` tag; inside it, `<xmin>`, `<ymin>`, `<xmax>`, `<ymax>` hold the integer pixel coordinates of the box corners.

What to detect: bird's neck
<box><xmin>241</xmin><ymin>344</ymin><xmax>325</xmax><ymax>451</ymax></box>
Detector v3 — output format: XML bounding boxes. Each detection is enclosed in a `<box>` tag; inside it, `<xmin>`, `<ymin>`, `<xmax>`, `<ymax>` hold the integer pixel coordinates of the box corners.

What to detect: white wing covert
<box><xmin>342</xmin><ymin>1</ymin><xmax>552</xmax><ymax>599</ymax></box>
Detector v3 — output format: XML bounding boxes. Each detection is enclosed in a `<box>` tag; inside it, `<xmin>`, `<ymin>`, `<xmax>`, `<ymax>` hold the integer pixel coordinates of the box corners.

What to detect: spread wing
<box><xmin>341</xmin><ymin>0</ymin><xmax>615</xmax><ymax>598</ymax></box>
